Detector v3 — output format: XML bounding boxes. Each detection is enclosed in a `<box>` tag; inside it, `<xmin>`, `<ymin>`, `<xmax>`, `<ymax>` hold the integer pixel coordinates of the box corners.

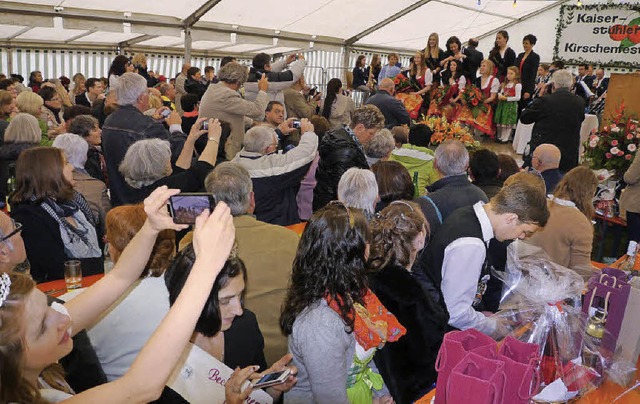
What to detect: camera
<box><xmin>292</xmin><ymin>120</ymin><xmax>301</xmax><ymax>129</ymax></box>
<box><xmin>160</xmin><ymin>109</ymin><xmax>171</xmax><ymax>118</ymax></box>
<box><xmin>308</xmin><ymin>86</ymin><xmax>318</xmax><ymax>96</ymax></box>
<box><xmin>202</xmin><ymin>121</ymin><xmax>209</xmax><ymax>131</ymax></box>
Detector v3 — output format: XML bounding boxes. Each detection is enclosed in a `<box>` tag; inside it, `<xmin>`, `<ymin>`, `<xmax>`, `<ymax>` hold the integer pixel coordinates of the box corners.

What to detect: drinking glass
<box><xmin>64</xmin><ymin>260</ymin><xmax>82</xmax><ymax>291</ymax></box>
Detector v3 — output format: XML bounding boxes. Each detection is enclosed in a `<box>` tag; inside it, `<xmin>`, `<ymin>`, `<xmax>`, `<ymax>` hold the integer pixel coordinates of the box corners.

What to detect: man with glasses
<box><xmin>232</xmin><ymin>119</ymin><xmax>317</xmax><ymax>226</ymax></box>
<box><xmin>0</xmin><ymin>211</ymin><xmax>26</xmax><ymax>273</ymax></box>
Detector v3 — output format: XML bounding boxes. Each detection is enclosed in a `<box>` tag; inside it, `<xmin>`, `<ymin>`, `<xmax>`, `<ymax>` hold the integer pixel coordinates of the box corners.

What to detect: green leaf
<box><xmin>621</xmin><ymin>38</ymin><xmax>635</xmax><ymax>48</ymax></box>
<box><xmin>628</xmin><ymin>17</ymin><xmax>640</xmax><ymax>26</ymax></box>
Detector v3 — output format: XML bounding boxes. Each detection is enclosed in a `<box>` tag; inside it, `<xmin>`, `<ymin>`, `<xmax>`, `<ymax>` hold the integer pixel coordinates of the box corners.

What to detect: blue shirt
<box><xmin>378</xmin><ymin>65</ymin><xmax>401</xmax><ymax>82</ymax></box>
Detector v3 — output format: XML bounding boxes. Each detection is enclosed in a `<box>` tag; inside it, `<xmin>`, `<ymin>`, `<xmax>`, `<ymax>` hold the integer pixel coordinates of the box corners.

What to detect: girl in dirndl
<box><xmin>494</xmin><ymin>66</ymin><xmax>521</xmax><ymax>143</ymax></box>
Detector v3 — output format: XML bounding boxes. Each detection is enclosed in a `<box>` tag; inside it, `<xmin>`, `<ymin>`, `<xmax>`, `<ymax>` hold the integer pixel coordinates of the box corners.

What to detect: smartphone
<box><xmin>161</xmin><ymin>109</ymin><xmax>172</xmax><ymax>118</ymax></box>
<box><xmin>202</xmin><ymin>120</ymin><xmax>209</xmax><ymax>130</ymax></box>
<box><xmin>168</xmin><ymin>193</ymin><xmax>216</xmax><ymax>224</ymax></box>
<box><xmin>252</xmin><ymin>369</ymin><xmax>291</xmax><ymax>389</ymax></box>
<box><xmin>291</xmin><ymin>120</ymin><xmax>301</xmax><ymax>129</ymax></box>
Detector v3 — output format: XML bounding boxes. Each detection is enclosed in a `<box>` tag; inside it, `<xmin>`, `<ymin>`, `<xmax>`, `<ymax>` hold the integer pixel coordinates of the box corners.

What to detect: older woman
<box><xmin>184</xmin><ymin>66</ymin><xmax>208</xmax><ymax>100</ymax></box>
<box><xmin>365</xmin><ymin>128</ymin><xmax>395</xmax><ymax>166</ymax></box>
<box><xmin>337</xmin><ymin>167</ymin><xmax>379</xmax><ymax>220</ymax></box>
<box><xmin>87</xmin><ymin>203</ymin><xmax>175</xmax><ymax>381</ymax></box>
<box><xmin>118</xmin><ymin>118</ymin><xmax>220</xmax><ymax>204</ymax></box>
<box><xmin>368</xmin><ymin>201</ymin><xmax>448</xmax><ymax>403</ymax></box>
<box><xmin>68</xmin><ymin>114</ymin><xmax>108</xmax><ymax>184</ymax></box>
<box><xmin>39</xmin><ymin>86</ymin><xmax>67</xmax><ymax>139</ymax></box>
<box><xmin>15</xmin><ymin>91</ymin><xmax>49</xmax><ymax>139</ymax></box>
<box><xmin>52</xmin><ymin>134</ymin><xmax>111</xmax><ymax>233</ymax></box>
<box><xmin>527</xmin><ymin>166</ymin><xmax>598</xmax><ymax>280</ymax></box>
<box><xmin>321</xmin><ymin>78</ymin><xmax>355</xmax><ymax>130</ymax></box>
<box><xmin>10</xmin><ymin>147</ymin><xmax>103</xmax><ymax>282</ymax></box>
<box><xmin>199</xmin><ymin>62</ymin><xmax>270</xmax><ymax>160</ymax></box>
<box><xmin>0</xmin><ymin>113</ymin><xmax>42</xmax><ymax>206</ymax></box>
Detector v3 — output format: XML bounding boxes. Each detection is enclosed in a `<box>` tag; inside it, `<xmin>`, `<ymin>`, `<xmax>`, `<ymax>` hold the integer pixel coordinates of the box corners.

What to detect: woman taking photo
<box><xmin>424</xmin><ymin>32</ymin><xmax>446</xmax><ymax>85</ymax></box>
<box><xmin>10</xmin><ymin>147</ymin><xmax>103</xmax><ymax>282</ymax></box>
<box><xmin>159</xmin><ymin>245</ymin><xmax>297</xmax><ymax>403</ymax></box>
<box><xmin>321</xmin><ymin>78</ymin><xmax>356</xmax><ymax>130</ymax></box>
<box><xmin>514</xmin><ymin>34</ymin><xmax>541</xmax><ymax>108</ymax></box>
<box><xmin>367</xmin><ymin>201</ymin><xmax>448</xmax><ymax>403</ymax></box>
<box><xmin>0</xmin><ymin>186</ymin><xmax>236</xmax><ymax>403</ymax></box>
<box><xmin>488</xmin><ymin>30</ymin><xmax>516</xmax><ymax>83</ymax></box>
<box><xmin>527</xmin><ymin>166</ymin><xmax>598</xmax><ymax>280</ymax></box>
<box><xmin>281</xmin><ymin>202</ymin><xmax>404</xmax><ymax>403</ymax></box>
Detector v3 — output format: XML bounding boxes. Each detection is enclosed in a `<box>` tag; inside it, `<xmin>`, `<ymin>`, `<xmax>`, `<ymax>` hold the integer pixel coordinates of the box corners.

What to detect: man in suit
<box><xmin>574</xmin><ymin>63</ymin><xmax>594</xmax><ymax>104</ymax></box>
<box><xmin>463</xmin><ymin>38</ymin><xmax>484</xmax><ymax>82</ymax></box>
<box><xmin>521</xmin><ymin>70</ymin><xmax>585</xmax><ymax>172</ymax></box>
<box><xmin>365</xmin><ymin>78</ymin><xmax>411</xmax><ymax>128</ymax></box>
<box><xmin>75</xmin><ymin>78</ymin><xmax>105</xmax><ymax>108</ymax></box>
<box><xmin>593</xmin><ymin>68</ymin><xmax>609</xmax><ymax>98</ymax></box>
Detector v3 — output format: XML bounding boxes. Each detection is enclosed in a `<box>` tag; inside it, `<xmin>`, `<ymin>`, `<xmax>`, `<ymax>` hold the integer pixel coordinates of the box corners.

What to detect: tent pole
<box><xmin>6</xmin><ymin>46</ymin><xmax>13</xmax><ymax>74</ymax></box>
<box><xmin>184</xmin><ymin>28</ymin><xmax>192</xmax><ymax>64</ymax></box>
<box><xmin>342</xmin><ymin>46</ymin><xmax>351</xmax><ymax>85</ymax></box>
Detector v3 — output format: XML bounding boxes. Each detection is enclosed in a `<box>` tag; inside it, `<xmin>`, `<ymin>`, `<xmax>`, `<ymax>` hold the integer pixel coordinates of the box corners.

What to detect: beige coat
<box><xmin>174</xmin><ymin>73</ymin><xmax>187</xmax><ymax>115</ymax></box>
<box><xmin>179</xmin><ymin>215</ymin><xmax>298</xmax><ymax>364</ymax></box>
<box><xmin>283</xmin><ymin>87</ymin><xmax>316</xmax><ymax>119</ymax></box>
<box><xmin>526</xmin><ymin>198</ymin><xmax>595</xmax><ymax>280</ymax></box>
<box><xmin>620</xmin><ymin>155</ymin><xmax>640</xmax><ymax>216</ymax></box>
<box><xmin>73</xmin><ymin>170</ymin><xmax>111</xmax><ymax>232</ymax></box>
<box><xmin>199</xmin><ymin>82</ymin><xmax>269</xmax><ymax>160</ymax></box>
<box><xmin>320</xmin><ymin>93</ymin><xmax>356</xmax><ymax>129</ymax></box>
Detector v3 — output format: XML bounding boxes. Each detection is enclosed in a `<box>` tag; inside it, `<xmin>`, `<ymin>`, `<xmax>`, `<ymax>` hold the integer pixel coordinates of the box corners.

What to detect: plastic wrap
<box><xmin>490</xmin><ymin>242</ymin><xmax>618</xmax><ymax>401</ymax></box>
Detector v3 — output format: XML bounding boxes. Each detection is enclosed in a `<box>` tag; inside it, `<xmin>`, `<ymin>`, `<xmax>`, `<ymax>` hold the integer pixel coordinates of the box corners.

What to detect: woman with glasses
<box><xmin>281</xmin><ymin>202</ymin><xmax>402</xmax><ymax>403</ymax></box>
<box><xmin>367</xmin><ymin>201</ymin><xmax>448</xmax><ymax>403</ymax></box>
<box><xmin>0</xmin><ymin>211</ymin><xmax>26</xmax><ymax>273</ymax></box>
<box><xmin>10</xmin><ymin>147</ymin><xmax>103</xmax><ymax>282</ymax></box>
<box><xmin>38</xmin><ymin>86</ymin><xmax>66</xmax><ymax>140</ymax></box>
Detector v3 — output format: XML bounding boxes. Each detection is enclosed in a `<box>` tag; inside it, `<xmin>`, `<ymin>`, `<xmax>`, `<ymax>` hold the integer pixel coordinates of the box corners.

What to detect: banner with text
<box><xmin>555</xmin><ymin>3</ymin><xmax>640</xmax><ymax>67</ymax></box>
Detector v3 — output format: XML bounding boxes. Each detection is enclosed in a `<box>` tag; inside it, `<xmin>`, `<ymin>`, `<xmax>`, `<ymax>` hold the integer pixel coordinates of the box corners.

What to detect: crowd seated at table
<box><xmin>0</xmin><ymin>38</ymin><xmax>636</xmax><ymax>404</ymax></box>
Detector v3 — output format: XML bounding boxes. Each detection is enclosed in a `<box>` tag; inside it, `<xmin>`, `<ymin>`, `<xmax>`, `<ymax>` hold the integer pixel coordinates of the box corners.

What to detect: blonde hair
<box><xmin>131</xmin><ymin>53</ymin><xmax>147</xmax><ymax>68</ymax></box>
<box><xmin>5</xmin><ymin>113</ymin><xmax>42</xmax><ymax>143</ymax></box>
<box><xmin>15</xmin><ymin>91</ymin><xmax>44</xmax><ymax>117</ymax></box>
<box><xmin>425</xmin><ymin>32</ymin><xmax>440</xmax><ymax>60</ymax></box>
<box><xmin>72</xmin><ymin>73</ymin><xmax>86</xmax><ymax>96</ymax></box>
<box><xmin>148</xmin><ymin>95</ymin><xmax>162</xmax><ymax>109</ymax></box>
<box><xmin>506</xmin><ymin>66</ymin><xmax>521</xmax><ymax>84</ymax></box>
<box><xmin>481</xmin><ymin>59</ymin><xmax>495</xmax><ymax>76</ymax></box>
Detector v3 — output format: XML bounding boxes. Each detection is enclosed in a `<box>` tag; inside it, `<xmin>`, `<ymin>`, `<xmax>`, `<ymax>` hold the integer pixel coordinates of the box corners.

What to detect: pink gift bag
<box><xmin>446</xmin><ymin>352</ymin><xmax>506</xmax><ymax>404</ymax></box>
<box><xmin>497</xmin><ymin>336</ymin><xmax>541</xmax><ymax>403</ymax></box>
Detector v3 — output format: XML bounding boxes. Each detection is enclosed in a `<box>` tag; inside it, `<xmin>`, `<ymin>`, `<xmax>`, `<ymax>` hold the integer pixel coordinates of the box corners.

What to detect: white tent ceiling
<box><xmin>0</xmin><ymin>0</ymin><xmax>598</xmax><ymax>61</ymax></box>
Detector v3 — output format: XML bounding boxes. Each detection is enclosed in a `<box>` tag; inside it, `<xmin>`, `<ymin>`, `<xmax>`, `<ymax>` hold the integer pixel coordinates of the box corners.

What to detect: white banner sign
<box><xmin>555</xmin><ymin>4</ymin><xmax>640</xmax><ymax>67</ymax></box>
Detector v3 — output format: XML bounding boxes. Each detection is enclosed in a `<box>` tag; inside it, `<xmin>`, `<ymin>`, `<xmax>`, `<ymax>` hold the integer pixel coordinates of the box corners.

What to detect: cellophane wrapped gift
<box><xmin>490</xmin><ymin>242</ymin><xmax>618</xmax><ymax>402</ymax></box>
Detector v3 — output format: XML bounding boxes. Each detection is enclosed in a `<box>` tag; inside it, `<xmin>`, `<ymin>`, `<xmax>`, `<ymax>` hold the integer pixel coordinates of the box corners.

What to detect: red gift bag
<box><xmin>434</xmin><ymin>329</ymin><xmax>496</xmax><ymax>404</ymax></box>
<box><xmin>446</xmin><ymin>352</ymin><xmax>506</xmax><ymax>404</ymax></box>
<box><xmin>497</xmin><ymin>336</ymin><xmax>541</xmax><ymax>403</ymax></box>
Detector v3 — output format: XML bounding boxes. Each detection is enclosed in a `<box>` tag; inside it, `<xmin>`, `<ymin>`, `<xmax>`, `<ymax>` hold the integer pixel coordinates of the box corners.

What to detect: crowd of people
<box><xmin>0</xmin><ymin>32</ymin><xmax>636</xmax><ymax>404</ymax></box>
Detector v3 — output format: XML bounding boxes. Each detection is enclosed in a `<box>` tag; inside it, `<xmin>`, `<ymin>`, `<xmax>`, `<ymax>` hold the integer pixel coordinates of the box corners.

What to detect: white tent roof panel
<box><xmin>199</xmin><ymin>0</ymin><xmax>418</xmax><ymax>38</ymax></box>
<box><xmin>257</xmin><ymin>46</ymin><xmax>301</xmax><ymax>54</ymax></box>
<box><xmin>135</xmin><ymin>36</ymin><xmax>184</xmax><ymax>48</ymax></box>
<box><xmin>216</xmin><ymin>43</ymin><xmax>274</xmax><ymax>53</ymax></box>
<box><xmin>190</xmin><ymin>40</ymin><xmax>233</xmax><ymax>50</ymax></box>
<box><xmin>0</xmin><ymin>24</ymin><xmax>29</xmax><ymax>39</ymax></box>
<box><xmin>16</xmin><ymin>27</ymin><xmax>89</xmax><ymax>42</ymax></box>
<box><xmin>75</xmin><ymin>31</ymin><xmax>144</xmax><ymax>44</ymax></box>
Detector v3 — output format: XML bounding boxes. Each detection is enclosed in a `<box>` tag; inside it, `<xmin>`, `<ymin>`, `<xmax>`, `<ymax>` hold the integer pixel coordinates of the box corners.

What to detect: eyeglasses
<box><xmin>0</xmin><ymin>220</ymin><xmax>22</xmax><ymax>243</ymax></box>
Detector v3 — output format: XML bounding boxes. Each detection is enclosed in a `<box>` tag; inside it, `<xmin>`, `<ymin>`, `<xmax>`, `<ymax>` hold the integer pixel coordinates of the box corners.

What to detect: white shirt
<box><xmin>440</xmin><ymin>202</ymin><xmax>497</xmax><ymax>335</ymax></box>
<box><xmin>87</xmin><ymin>276</ymin><xmax>170</xmax><ymax>381</ymax></box>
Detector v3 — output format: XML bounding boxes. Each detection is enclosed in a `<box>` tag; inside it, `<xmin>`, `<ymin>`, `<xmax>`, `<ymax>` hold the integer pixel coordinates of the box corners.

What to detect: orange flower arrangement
<box><xmin>419</xmin><ymin>115</ymin><xmax>480</xmax><ymax>150</ymax></box>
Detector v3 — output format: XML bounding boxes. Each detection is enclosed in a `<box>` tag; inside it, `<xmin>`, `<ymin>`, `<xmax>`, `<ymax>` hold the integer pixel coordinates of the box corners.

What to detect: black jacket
<box><xmin>313</xmin><ymin>127</ymin><xmax>369</xmax><ymax>211</ymax></box>
<box><xmin>463</xmin><ymin>47</ymin><xmax>484</xmax><ymax>82</ymax></box>
<box><xmin>595</xmin><ymin>77</ymin><xmax>609</xmax><ymax>98</ymax></box>
<box><xmin>85</xmin><ymin>146</ymin><xmax>107</xmax><ymax>185</ymax></box>
<box><xmin>515</xmin><ymin>51</ymin><xmax>541</xmax><ymax>97</ymax></box>
<box><xmin>101</xmin><ymin>105</ymin><xmax>187</xmax><ymax>206</ymax></box>
<box><xmin>247</xmin><ymin>66</ymin><xmax>294</xmax><ymax>83</ymax></box>
<box><xmin>0</xmin><ymin>142</ymin><xmax>37</xmax><ymax>206</ymax></box>
<box><xmin>365</xmin><ymin>90</ymin><xmax>411</xmax><ymax>129</ymax></box>
<box><xmin>75</xmin><ymin>93</ymin><xmax>91</xmax><ymax>108</ymax></box>
<box><xmin>369</xmin><ymin>264</ymin><xmax>448</xmax><ymax>403</ymax></box>
<box><xmin>489</xmin><ymin>47</ymin><xmax>516</xmax><ymax>82</ymax></box>
<box><xmin>520</xmin><ymin>89</ymin><xmax>585</xmax><ymax>172</ymax></box>
<box><xmin>184</xmin><ymin>78</ymin><xmax>208</xmax><ymax>101</ymax></box>
<box><xmin>352</xmin><ymin>66</ymin><xmax>370</xmax><ymax>88</ymax></box>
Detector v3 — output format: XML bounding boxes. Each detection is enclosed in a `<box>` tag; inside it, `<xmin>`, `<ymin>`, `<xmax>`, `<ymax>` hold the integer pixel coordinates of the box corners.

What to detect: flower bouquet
<box><xmin>583</xmin><ymin>101</ymin><xmax>639</xmax><ymax>177</ymax></box>
<box><xmin>461</xmin><ymin>84</ymin><xmax>488</xmax><ymax>119</ymax></box>
<box><xmin>418</xmin><ymin>115</ymin><xmax>479</xmax><ymax>150</ymax></box>
<box><xmin>393</xmin><ymin>73</ymin><xmax>420</xmax><ymax>94</ymax></box>
<box><xmin>393</xmin><ymin>74</ymin><xmax>423</xmax><ymax>119</ymax></box>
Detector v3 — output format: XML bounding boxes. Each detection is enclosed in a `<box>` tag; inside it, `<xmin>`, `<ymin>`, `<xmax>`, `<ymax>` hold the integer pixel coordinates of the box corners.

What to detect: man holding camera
<box><xmin>232</xmin><ymin>119</ymin><xmax>317</xmax><ymax>226</ymax></box>
<box><xmin>283</xmin><ymin>75</ymin><xmax>321</xmax><ymax>120</ymax></box>
<box><xmin>263</xmin><ymin>101</ymin><xmax>298</xmax><ymax>152</ymax></box>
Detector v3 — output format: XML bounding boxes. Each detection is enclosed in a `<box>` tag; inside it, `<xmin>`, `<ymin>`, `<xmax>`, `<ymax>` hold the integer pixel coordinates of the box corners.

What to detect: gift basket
<box><xmin>434</xmin><ymin>242</ymin><xmax>639</xmax><ymax>403</ymax></box>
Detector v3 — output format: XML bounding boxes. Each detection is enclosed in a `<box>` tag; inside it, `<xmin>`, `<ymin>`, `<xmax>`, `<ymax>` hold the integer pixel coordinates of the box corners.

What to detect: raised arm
<box><xmin>197</xmin><ymin>118</ymin><xmax>222</xmax><ymax>166</ymax></box>
<box><xmin>175</xmin><ymin>117</ymin><xmax>209</xmax><ymax>169</ymax></box>
<box><xmin>65</xmin><ymin>187</ymin><xmax>188</xmax><ymax>335</ymax></box>
<box><xmin>65</xmin><ymin>200</ymin><xmax>235</xmax><ymax>403</ymax></box>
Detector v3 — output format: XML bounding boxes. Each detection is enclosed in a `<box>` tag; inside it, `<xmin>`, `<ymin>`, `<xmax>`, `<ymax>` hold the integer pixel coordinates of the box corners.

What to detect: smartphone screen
<box><xmin>169</xmin><ymin>193</ymin><xmax>215</xmax><ymax>224</ymax></box>
<box><xmin>253</xmin><ymin>369</ymin><xmax>289</xmax><ymax>388</ymax></box>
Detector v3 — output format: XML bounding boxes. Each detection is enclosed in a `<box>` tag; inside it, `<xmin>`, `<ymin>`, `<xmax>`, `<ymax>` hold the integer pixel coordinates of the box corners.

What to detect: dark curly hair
<box><xmin>165</xmin><ymin>244</ymin><xmax>247</xmax><ymax>337</ymax></box>
<box><xmin>280</xmin><ymin>202</ymin><xmax>370</xmax><ymax>335</ymax></box>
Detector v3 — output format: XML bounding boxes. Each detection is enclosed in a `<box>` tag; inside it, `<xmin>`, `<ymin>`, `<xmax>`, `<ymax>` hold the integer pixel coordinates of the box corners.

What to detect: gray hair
<box><xmin>244</xmin><ymin>126</ymin><xmax>276</xmax><ymax>154</ymax></box>
<box><xmin>52</xmin><ymin>134</ymin><xmax>88</xmax><ymax>170</ymax></box>
<box><xmin>434</xmin><ymin>139</ymin><xmax>469</xmax><ymax>176</ymax></box>
<box><xmin>204</xmin><ymin>162</ymin><xmax>253</xmax><ymax>216</ymax></box>
<box><xmin>114</xmin><ymin>72</ymin><xmax>147</xmax><ymax>106</ymax></box>
<box><xmin>365</xmin><ymin>128</ymin><xmax>395</xmax><ymax>159</ymax></box>
<box><xmin>550</xmin><ymin>69</ymin><xmax>574</xmax><ymax>90</ymax></box>
<box><xmin>218</xmin><ymin>62</ymin><xmax>248</xmax><ymax>85</ymax></box>
<box><xmin>5</xmin><ymin>113</ymin><xmax>41</xmax><ymax>143</ymax></box>
<box><xmin>338</xmin><ymin>168</ymin><xmax>378</xmax><ymax>216</ymax></box>
<box><xmin>68</xmin><ymin>115</ymin><xmax>98</xmax><ymax>138</ymax></box>
<box><xmin>119</xmin><ymin>138</ymin><xmax>171</xmax><ymax>188</ymax></box>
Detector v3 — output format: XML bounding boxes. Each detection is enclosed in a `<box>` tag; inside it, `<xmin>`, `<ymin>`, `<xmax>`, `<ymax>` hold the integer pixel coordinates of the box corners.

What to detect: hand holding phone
<box><xmin>168</xmin><ymin>193</ymin><xmax>216</xmax><ymax>224</ymax></box>
<box><xmin>252</xmin><ymin>368</ymin><xmax>291</xmax><ymax>389</ymax></box>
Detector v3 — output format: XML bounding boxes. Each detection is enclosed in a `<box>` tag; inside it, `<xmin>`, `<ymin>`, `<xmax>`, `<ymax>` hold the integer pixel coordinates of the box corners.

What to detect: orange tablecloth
<box><xmin>285</xmin><ymin>222</ymin><xmax>306</xmax><ymax>235</ymax></box>
<box><xmin>36</xmin><ymin>274</ymin><xmax>104</xmax><ymax>298</ymax></box>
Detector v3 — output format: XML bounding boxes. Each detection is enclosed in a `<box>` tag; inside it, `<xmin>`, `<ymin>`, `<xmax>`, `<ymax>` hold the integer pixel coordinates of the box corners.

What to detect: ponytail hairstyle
<box><xmin>322</xmin><ymin>78</ymin><xmax>343</xmax><ymax>120</ymax></box>
<box><xmin>368</xmin><ymin>200</ymin><xmax>428</xmax><ymax>272</ymax></box>
<box><xmin>0</xmin><ymin>273</ymin><xmax>71</xmax><ymax>403</ymax></box>
<box><xmin>489</xmin><ymin>30</ymin><xmax>510</xmax><ymax>61</ymax></box>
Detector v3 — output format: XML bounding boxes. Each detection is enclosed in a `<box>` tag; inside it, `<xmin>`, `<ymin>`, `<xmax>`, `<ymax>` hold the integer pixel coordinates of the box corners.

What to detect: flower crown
<box><xmin>0</xmin><ymin>273</ymin><xmax>11</xmax><ymax>308</ymax></box>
